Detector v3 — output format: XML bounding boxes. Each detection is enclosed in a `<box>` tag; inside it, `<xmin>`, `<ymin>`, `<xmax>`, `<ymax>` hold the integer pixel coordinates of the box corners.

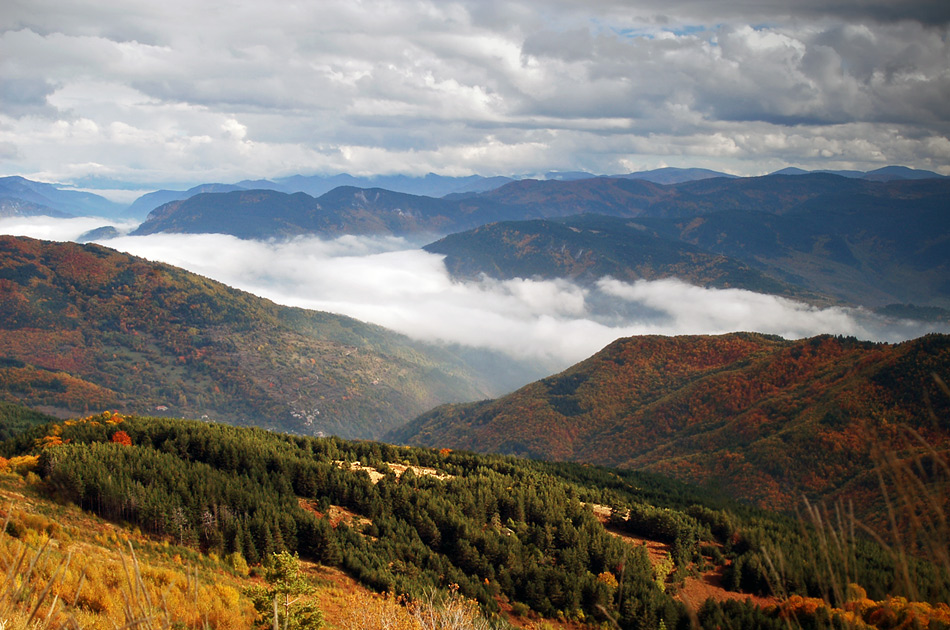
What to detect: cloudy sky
<box><xmin>2</xmin><ymin>0</ymin><xmax>949</xmax><ymax>197</ymax></box>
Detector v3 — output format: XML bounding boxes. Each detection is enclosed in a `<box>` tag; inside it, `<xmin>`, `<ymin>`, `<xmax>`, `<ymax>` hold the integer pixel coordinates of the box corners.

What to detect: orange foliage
<box><xmin>35</xmin><ymin>434</ymin><xmax>69</xmax><ymax>448</ymax></box>
<box><xmin>7</xmin><ymin>454</ymin><xmax>39</xmax><ymax>474</ymax></box>
<box><xmin>776</xmin><ymin>586</ymin><xmax>950</xmax><ymax>630</ymax></box>
<box><xmin>110</xmin><ymin>430</ymin><xmax>132</xmax><ymax>446</ymax></box>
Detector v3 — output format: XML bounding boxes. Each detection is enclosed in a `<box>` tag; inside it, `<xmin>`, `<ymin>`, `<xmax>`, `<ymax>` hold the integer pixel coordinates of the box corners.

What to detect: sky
<box><xmin>1</xmin><ymin>216</ymin><xmax>945</xmax><ymax>385</ymax></box>
<box><xmin>2</xmin><ymin>0</ymin><xmax>950</xmax><ymax>198</ymax></box>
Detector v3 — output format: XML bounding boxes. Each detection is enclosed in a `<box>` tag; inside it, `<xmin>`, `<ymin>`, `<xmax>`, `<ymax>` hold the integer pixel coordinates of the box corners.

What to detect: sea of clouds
<box><xmin>2</xmin><ymin>216</ymin><xmax>946</xmax><ymax>378</ymax></box>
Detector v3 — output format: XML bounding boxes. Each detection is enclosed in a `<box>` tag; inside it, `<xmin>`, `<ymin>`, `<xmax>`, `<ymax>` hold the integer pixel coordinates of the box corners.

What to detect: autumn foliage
<box><xmin>0</xmin><ymin>235</ymin><xmax>488</xmax><ymax>439</ymax></box>
<box><xmin>396</xmin><ymin>332</ymin><xmax>950</xmax><ymax>523</ymax></box>
<box><xmin>775</xmin><ymin>587</ymin><xmax>950</xmax><ymax>630</ymax></box>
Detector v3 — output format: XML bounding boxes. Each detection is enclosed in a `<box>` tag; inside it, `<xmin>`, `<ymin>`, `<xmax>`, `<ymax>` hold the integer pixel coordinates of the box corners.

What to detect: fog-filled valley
<box><xmin>2</xmin><ymin>214</ymin><xmax>946</xmax><ymax>393</ymax></box>
<box><xmin>3</xmin><ymin>0</ymin><xmax>950</xmax><ymax>625</ymax></box>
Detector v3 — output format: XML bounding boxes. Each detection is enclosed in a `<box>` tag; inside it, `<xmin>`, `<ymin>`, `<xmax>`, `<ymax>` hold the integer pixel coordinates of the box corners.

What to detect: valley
<box><xmin>0</xmin><ymin>167</ymin><xmax>948</xmax><ymax>629</ymax></box>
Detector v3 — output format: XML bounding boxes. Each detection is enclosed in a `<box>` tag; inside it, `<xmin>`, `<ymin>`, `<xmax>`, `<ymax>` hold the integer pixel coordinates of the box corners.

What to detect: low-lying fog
<box><xmin>3</xmin><ymin>216</ymin><xmax>947</xmax><ymax>384</ymax></box>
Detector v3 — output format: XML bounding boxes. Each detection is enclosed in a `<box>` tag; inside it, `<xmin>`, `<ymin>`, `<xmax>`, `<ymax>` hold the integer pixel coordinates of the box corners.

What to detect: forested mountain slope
<box><xmin>425</xmin><ymin>214</ymin><xmax>824</xmax><ymax>303</ymax></box>
<box><xmin>390</xmin><ymin>332</ymin><xmax>950</xmax><ymax>522</ymax></box>
<box><xmin>636</xmin><ymin>190</ymin><xmax>950</xmax><ymax>307</ymax></box>
<box><xmin>425</xmin><ymin>198</ymin><xmax>950</xmax><ymax>308</ymax></box>
<box><xmin>2</xmin><ymin>411</ymin><xmax>947</xmax><ymax>628</ymax></box>
<box><xmin>0</xmin><ymin>235</ymin><xmax>492</xmax><ymax>438</ymax></box>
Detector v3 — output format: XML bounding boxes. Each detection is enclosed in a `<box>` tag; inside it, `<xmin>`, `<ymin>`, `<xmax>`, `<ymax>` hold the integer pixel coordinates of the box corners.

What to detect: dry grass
<box><xmin>760</xmin><ymin>372</ymin><xmax>950</xmax><ymax>629</ymax></box>
<box><xmin>0</xmin><ymin>495</ymin><xmax>256</xmax><ymax>630</ymax></box>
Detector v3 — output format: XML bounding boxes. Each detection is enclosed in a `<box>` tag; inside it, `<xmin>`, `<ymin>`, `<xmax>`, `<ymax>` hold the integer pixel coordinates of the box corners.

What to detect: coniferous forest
<box><xmin>2</xmin><ymin>408</ymin><xmax>949</xmax><ymax>629</ymax></box>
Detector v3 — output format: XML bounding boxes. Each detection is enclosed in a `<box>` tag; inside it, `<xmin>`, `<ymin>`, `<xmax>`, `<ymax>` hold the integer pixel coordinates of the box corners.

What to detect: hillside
<box><xmin>2</xmin><ymin>411</ymin><xmax>947</xmax><ymax>629</ymax></box>
<box><xmin>425</xmin><ymin>192</ymin><xmax>950</xmax><ymax>308</ymax></box>
<box><xmin>0</xmin><ymin>235</ymin><xmax>495</xmax><ymax>439</ymax></box>
<box><xmin>389</xmin><ymin>332</ymin><xmax>950</xmax><ymax>522</ymax></box>
<box><xmin>425</xmin><ymin>214</ymin><xmax>824</xmax><ymax>303</ymax></box>
<box><xmin>639</xmin><ymin>192</ymin><xmax>950</xmax><ymax>307</ymax></box>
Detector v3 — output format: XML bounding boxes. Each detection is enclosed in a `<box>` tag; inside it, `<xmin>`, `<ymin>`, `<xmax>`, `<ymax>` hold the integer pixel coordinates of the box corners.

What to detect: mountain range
<box><xmin>2</xmin><ymin>161</ymin><xmax>950</xmax><ymax>629</ymax></box>
<box><xmin>424</xmin><ymin>200</ymin><xmax>950</xmax><ymax>309</ymax></box>
<box><xmin>131</xmin><ymin>174</ymin><xmax>950</xmax><ymax>308</ymax></box>
<box><xmin>130</xmin><ymin>187</ymin><xmax>486</xmax><ymax>239</ymax></box>
<box><xmin>0</xmin><ymin>175</ymin><xmax>126</xmax><ymax>218</ymax></box>
<box><xmin>2</xmin><ymin>165</ymin><xmax>944</xmax><ymax>220</ymax></box>
<box><xmin>134</xmin><ymin>172</ymin><xmax>950</xmax><ymax>234</ymax></box>
<box><xmin>2</xmin><ymin>149</ymin><xmax>950</xmax><ymax>628</ymax></box>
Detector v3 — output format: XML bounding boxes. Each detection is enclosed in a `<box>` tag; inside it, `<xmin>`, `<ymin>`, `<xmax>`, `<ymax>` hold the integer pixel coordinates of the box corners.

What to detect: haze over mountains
<box><xmin>0</xmin><ymin>176</ymin><xmax>126</xmax><ymax>218</ymax></box>
<box><xmin>3</xmin><ymin>168</ymin><xmax>950</xmax><ymax>446</ymax></box>
<box><xmin>2</xmin><ymin>165</ymin><xmax>946</xmax><ymax>220</ymax></box>
<box><xmin>2</xmin><ymin>166</ymin><xmax>947</xmax><ymax>377</ymax></box>
<box><xmin>120</xmin><ymin>172</ymin><xmax>950</xmax><ymax>311</ymax></box>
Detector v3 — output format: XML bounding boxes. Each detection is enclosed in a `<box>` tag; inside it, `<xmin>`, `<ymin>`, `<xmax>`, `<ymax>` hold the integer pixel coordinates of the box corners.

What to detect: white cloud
<box><xmin>2</xmin><ymin>0</ymin><xmax>949</xmax><ymax>189</ymax></box>
<box><xmin>596</xmin><ymin>277</ymin><xmax>938</xmax><ymax>342</ymax></box>
<box><xmin>0</xmin><ymin>215</ymin><xmax>138</xmax><ymax>241</ymax></box>
<box><xmin>4</xmin><ymin>217</ymin><xmax>943</xmax><ymax>375</ymax></box>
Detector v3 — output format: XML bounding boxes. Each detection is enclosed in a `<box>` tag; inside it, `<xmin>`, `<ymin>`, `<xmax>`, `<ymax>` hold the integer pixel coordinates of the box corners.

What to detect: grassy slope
<box><xmin>0</xmin><ymin>472</ymin><xmax>458</xmax><ymax>630</ymax></box>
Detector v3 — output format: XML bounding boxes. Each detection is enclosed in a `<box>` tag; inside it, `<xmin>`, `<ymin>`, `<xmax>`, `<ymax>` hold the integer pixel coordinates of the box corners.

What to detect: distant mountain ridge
<box><xmin>473</xmin><ymin>172</ymin><xmax>949</xmax><ymax>220</ymax></box>
<box><xmin>267</xmin><ymin>172</ymin><xmax>516</xmax><ymax>198</ymax></box>
<box><xmin>389</xmin><ymin>331</ymin><xmax>950</xmax><ymax>523</ymax></box>
<box><xmin>2</xmin><ymin>166</ymin><xmax>944</xmax><ymax>219</ymax></box>
<box><xmin>772</xmin><ymin>165</ymin><xmax>947</xmax><ymax>181</ymax></box>
<box><xmin>131</xmin><ymin>187</ymin><xmax>488</xmax><ymax>239</ymax></box>
<box><xmin>124</xmin><ymin>183</ymin><xmax>248</xmax><ymax>219</ymax></box>
<box><xmin>122</xmin><ymin>174</ymin><xmax>518</xmax><ymax>219</ymax></box>
<box><xmin>0</xmin><ymin>235</ymin><xmax>496</xmax><ymax>438</ymax></box>
<box><xmin>612</xmin><ymin>166</ymin><xmax>737</xmax><ymax>184</ymax></box>
<box><xmin>129</xmin><ymin>173</ymin><xmax>950</xmax><ymax>308</ymax></box>
<box><xmin>0</xmin><ymin>176</ymin><xmax>125</xmax><ymax>218</ymax></box>
<box><xmin>424</xmin><ymin>214</ymin><xmax>821</xmax><ymax>302</ymax></box>
<box><xmin>0</xmin><ymin>197</ymin><xmax>70</xmax><ymax>219</ymax></box>
<box><xmin>424</xmin><ymin>186</ymin><xmax>950</xmax><ymax>309</ymax></box>
<box><xmin>139</xmin><ymin>171</ymin><xmax>950</xmax><ymax>239</ymax></box>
